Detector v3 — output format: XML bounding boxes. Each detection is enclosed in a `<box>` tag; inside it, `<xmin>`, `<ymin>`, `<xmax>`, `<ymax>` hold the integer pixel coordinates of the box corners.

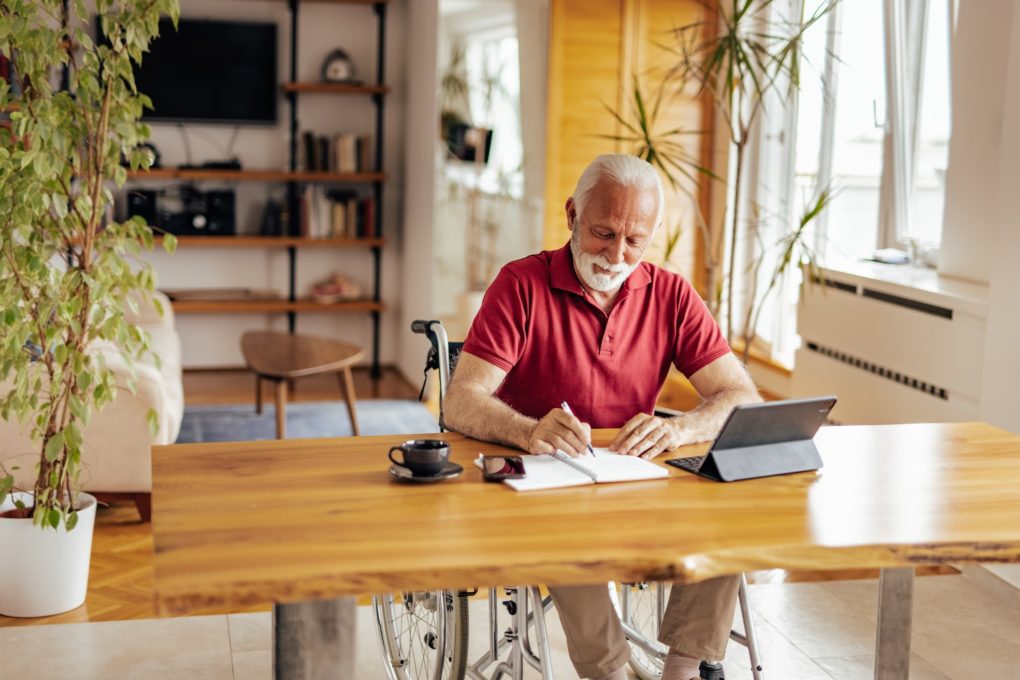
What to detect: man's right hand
<box><xmin>527</xmin><ymin>408</ymin><xmax>592</xmax><ymax>457</ymax></box>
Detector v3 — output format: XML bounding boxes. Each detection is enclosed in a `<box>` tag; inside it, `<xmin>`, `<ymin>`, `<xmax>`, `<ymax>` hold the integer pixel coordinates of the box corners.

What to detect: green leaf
<box><xmin>48</xmin><ymin>508</ymin><xmax>60</xmax><ymax>529</ymax></box>
<box><xmin>44</xmin><ymin>432</ymin><xmax>65</xmax><ymax>462</ymax></box>
<box><xmin>1</xmin><ymin>0</ymin><xmax>178</xmax><ymax>509</ymax></box>
<box><xmin>66</xmin><ymin>510</ymin><xmax>79</xmax><ymax>531</ymax></box>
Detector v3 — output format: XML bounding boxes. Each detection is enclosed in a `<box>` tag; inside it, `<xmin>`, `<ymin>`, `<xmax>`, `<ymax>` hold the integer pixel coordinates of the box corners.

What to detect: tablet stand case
<box><xmin>667</xmin><ymin>396</ymin><xmax>836</xmax><ymax>482</ymax></box>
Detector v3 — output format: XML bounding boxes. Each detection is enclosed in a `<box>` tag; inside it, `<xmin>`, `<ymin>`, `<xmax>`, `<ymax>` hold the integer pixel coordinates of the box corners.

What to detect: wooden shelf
<box><xmin>225</xmin><ymin>0</ymin><xmax>387</xmax><ymax>3</ymax></box>
<box><xmin>226</xmin><ymin>0</ymin><xmax>388</xmax><ymax>4</ymax></box>
<box><xmin>282</xmin><ymin>82</ymin><xmax>389</xmax><ymax>95</ymax></box>
<box><xmin>156</xmin><ymin>235</ymin><xmax>385</xmax><ymax>248</ymax></box>
<box><xmin>127</xmin><ymin>168</ymin><xmax>386</xmax><ymax>183</ymax></box>
<box><xmin>169</xmin><ymin>299</ymin><xmax>384</xmax><ymax>314</ymax></box>
<box><xmin>283</xmin><ymin>0</ymin><xmax>389</xmax><ymax>4</ymax></box>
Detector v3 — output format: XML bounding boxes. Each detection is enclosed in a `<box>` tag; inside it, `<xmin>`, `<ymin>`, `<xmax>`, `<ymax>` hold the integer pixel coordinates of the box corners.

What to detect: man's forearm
<box><xmin>443</xmin><ymin>386</ymin><xmax>538</xmax><ymax>451</ymax></box>
<box><xmin>670</xmin><ymin>387</ymin><xmax>762</xmax><ymax>446</ymax></box>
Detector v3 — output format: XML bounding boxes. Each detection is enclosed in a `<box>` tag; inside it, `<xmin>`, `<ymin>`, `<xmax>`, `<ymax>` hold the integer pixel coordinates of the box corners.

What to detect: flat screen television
<box><xmin>108</xmin><ymin>17</ymin><xmax>278</xmax><ymax>125</ymax></box>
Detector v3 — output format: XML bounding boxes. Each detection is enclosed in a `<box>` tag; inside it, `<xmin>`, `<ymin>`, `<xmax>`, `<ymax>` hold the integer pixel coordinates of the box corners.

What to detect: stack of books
<box><xmin>298</xmin><ymin>187</ymin><xmax>376</xmax><ymax>239</ymax></box>
<box><xmin>302</xmin><ymin>131</ymin><xmax>372</xmax><ymax>173</ymax></box>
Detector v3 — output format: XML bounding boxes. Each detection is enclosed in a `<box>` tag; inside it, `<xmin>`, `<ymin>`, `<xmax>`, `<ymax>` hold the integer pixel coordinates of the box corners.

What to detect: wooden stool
<box><xmin>241</xmin><ymin>331</ymin><xmax>365</xmax><ymax>439</ymax></box>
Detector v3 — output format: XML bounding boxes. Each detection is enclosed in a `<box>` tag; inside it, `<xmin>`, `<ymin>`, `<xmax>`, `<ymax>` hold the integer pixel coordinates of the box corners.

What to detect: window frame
<box><xmin>742</xmin><ymin>0</ymin><xmax>953</xmax><ymax>365</ymax></box>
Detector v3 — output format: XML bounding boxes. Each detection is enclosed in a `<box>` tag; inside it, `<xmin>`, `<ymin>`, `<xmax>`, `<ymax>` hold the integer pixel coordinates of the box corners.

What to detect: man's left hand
<box><xmin>609</xmin><ymin>414</ymin><xmax>680</xmax><ymax>459</ymax></box>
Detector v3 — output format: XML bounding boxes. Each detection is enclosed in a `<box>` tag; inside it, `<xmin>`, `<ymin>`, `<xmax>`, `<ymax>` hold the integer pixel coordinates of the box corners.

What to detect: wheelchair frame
<box><xmin>371</xmin><ymin>320</ymin><xmax>765</xmax><ymax>680</ymax></box>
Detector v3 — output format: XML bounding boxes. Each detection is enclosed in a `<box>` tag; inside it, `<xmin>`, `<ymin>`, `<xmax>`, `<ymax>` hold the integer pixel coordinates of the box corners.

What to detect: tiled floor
<box><xmin>1</xmin><ymin>574</ymin><xmax>1017</xmax><ymax>679</ymax></box>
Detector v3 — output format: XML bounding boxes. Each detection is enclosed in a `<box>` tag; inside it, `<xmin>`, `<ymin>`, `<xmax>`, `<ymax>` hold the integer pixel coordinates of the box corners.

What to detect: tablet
<box><xmin>665</xmin><ymin>396</ymin><xmax>837</xmax><ymax>482</ymax></box>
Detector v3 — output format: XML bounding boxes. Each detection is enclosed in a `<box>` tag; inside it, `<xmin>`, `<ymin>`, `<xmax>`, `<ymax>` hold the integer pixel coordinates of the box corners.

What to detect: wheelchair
<box><xmin>372</xmin><ymin>320</ymin><xmax>765</xmax><ymax>680</ymax></box>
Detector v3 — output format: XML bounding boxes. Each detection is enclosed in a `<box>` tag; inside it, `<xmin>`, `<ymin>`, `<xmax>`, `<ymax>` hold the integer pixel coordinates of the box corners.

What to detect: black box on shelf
<box><xmin>126</xmin><ymin>185</ymin><xmax>236</xmax><ymax>236</ymax></box>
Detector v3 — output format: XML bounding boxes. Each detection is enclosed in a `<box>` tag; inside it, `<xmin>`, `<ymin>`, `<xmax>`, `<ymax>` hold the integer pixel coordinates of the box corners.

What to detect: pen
<box><xmin>560</xmin><ymin>401</ymin><xmax>596</xmax><ymax>457</ymax></box>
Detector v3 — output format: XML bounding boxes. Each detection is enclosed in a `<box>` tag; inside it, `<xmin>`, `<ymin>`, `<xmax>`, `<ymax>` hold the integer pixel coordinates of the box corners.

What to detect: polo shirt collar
<box><xmin>549</xmin><ymin>242</ymin><xmax>652</xmax><ymax>296</ymax></box>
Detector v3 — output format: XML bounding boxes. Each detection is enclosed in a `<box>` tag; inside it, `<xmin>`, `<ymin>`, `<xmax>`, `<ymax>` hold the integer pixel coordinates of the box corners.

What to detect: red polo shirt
<box><xmin>461</xmin><ymin>244</ymin><xmax>731</xmax><ymax>428</ymax></box>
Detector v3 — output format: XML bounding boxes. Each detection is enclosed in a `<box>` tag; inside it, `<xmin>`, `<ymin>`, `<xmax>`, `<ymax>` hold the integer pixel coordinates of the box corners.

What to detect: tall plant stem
<box><xmin>726</xmin><ymin>140</ymin><xmax>746</xmax><ymax>346</ymax></box>
<box><xmin>82</xmin><ymin>73</ymin><xmax>115</xmax><ymax>269</ymax></box>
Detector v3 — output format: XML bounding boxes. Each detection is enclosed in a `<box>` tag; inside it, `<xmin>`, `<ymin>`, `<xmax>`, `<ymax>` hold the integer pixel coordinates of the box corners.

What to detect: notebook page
<box><xmin>503</xmin><ymin>455</ymin><xmax>594</xmax><ymax>492</ymax></box>
<box><xmin>569</xmin><ymin>449</ymin><xmax>670</xmax><ymax>483</ymax></box>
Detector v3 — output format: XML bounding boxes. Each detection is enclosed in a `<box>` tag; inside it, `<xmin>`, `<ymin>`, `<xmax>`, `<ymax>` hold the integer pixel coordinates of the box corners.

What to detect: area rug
<box><xmin>175</xmin><ymin>400</ymin><xmax>440</xmax><ymax>443</ymax></box>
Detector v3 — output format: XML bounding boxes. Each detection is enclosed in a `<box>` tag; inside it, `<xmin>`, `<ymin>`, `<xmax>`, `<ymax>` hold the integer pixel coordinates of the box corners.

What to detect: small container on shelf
<box><xmin>309</xmin><ymin>273</ymin><xmax>363</xmax><ymax>304</ymax></box>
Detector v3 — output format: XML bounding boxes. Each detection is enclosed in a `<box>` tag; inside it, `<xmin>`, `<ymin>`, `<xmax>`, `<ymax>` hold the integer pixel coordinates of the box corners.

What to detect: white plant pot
<box><xmin>0</xmin><ymin>491</ymin><xmax>97</xmax><ymax>617</ymax></box>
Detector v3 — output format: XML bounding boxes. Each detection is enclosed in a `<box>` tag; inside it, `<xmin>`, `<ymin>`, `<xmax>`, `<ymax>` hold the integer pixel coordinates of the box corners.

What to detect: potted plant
<box><xmin>604</xmin><ymin>0</ymin><xmax>839</xmax><ymax>363</ymax></box>
<box><xmin>0</xmin><ymin>0</ymin><xmax>178</xmax><ymax>617</ymax></box>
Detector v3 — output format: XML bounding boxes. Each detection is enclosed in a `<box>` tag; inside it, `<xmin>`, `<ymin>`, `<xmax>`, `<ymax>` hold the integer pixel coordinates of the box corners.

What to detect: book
<box><xmin>475</xmin><ymin>449</ymin><xmax>669</xmax><ymax>492</ymax></box>
<box><xmin>358</xmin><ymin>197</ymin><xmax>374</xmax><ymax>238</ymax></box>
<box><xmin>302</xmin><ymin>131</ymin><xmax>317</xmax><ymax>171</ymax></box>
<box><xmin>317</xmin><ymin>136</ymin><xmax>331</xmax><ymax>173</ymax></box>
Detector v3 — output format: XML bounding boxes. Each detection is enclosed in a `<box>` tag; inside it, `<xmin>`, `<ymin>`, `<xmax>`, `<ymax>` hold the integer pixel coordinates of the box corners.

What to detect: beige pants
<box><xmin>549</xmin><ymin>576</ymin><xmax>740</xmax><ymax>679</ymax></box>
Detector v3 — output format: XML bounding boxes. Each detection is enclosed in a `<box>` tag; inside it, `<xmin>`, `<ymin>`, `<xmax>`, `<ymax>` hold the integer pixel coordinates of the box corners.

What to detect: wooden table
<box><xmin>151</xmin><ymin>423</ymin><xmax>1020</xmax><ymax>679</ymax></box>
<box><xmin>240</xmin><ymin>330</ymin><xmax>364</xmax><ymax>439</ymax></box>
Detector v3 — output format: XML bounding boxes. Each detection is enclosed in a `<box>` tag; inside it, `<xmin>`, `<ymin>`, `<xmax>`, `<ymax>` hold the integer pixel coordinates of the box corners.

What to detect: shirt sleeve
<box><xmin>672</xmin><ymin>278</ymin><xmax>732</xmax><ymax>377</ymax></box>
<box><xmin>461</xmin><ymin>267</ymin><xmax>529</xmax><ymax>373</ymax></box>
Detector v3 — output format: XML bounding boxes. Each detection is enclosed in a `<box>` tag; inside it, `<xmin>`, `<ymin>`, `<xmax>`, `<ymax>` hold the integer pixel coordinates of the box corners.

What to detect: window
<box><xmin>443</xmin><ymin>22</ymin><xmax>524</xmax><ymax>199</ymax></box>
<box><xmin>802</xmin><ymin>0</ymin><xmax>952</xmax><ymax>260</ymax></box>
<box><xmin>748</xmin><ymin>0</ymin><xmax>953</xmax><ymax>365</ymax></box>
<box><xmin>811</xmin><ymin>0</ymin><xmax>887</xmax><ymax>263</ymax></box>
<box><xmin>909</xmin><ymin>0</ymin><xmax>952</xmax><ymax>246</ymax></box>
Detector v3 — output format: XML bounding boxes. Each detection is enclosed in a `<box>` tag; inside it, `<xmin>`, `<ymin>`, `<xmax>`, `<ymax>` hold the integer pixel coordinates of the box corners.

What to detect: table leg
<box><xmin>275</xmin><ymin>379</ymin><xmax>287</xmax><ymax>439</ymax></box>
<box><xmin>874</xmin><ymin>567</ymin><xmax>914</xmax><ymax>680</ymax></box>
<box><xmin>337</xmin><ymin>367</ymin><xmax>360</xmax><ymax>436</ymax></box>
<box><xmin>255</xmin><ymin>375</ymin><xmax>263</xmax><ymax>415</ymax></box>
<box><xmin>273</xmin><ymin>598</ymin><xmax>356</xmax><ymax>680</ymax></box>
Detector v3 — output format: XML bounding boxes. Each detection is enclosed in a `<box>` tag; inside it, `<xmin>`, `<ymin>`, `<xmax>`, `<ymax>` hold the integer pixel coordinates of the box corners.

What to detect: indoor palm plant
<box><xmin>605</xmin><ymin>0</ymin><xmax>838</xmax><ymax>362</ymax></box>
<box><xmin>0</xmin><ymin>0</ymin><xmax>178</xmax><ymax>617</ymax></box>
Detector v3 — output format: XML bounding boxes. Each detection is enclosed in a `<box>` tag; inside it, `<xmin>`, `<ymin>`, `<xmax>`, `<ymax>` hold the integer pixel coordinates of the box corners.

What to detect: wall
<box><xmin>396</xmin><ymin>0</ymin><xmax>551</xmax><ymax>380</ymax></box>
<box><xmin>428</xmin><ymin>0</ymin><xmax>549</xmax><ymax>339</ymax></box>
<box><xmin>396</xmin><ymin>0</ymin><xmax>440</xmax><ymax>383</ymax></box>
<box><xmin>938</xmin><ymin>2</ymin><xmax>1012</xmax><ymax>284</ymax></box>
<box><xmin>977</xmin><ymin>0</ymin><xmax>1020</xmax><ymax>439</ymax></box>
<box><xmin>970</xmin><ymin>0</ymin><xmax>1020</xmax><ymax>593</ymax></box>
<box><xmin>543</xmin><ymin>0</ymin><xmax>707</xmax><ymax>277</ymax></box>
<box><xmin>544</xmin><ymin>0</ymin><xmax>623</xmax><ymax>250</ymax></box>
<box><xmin>937</xmin><ymin>0</ymin><xmax>1020</xmax><ymax>437</ymax></box>
<box><xmin>137</xmin><ymin>0</ymin><xmax>407</xmax><ymax>369</ymax></box>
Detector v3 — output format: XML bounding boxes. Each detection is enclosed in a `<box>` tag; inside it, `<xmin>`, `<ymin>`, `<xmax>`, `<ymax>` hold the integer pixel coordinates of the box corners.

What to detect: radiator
<box><xmin>791</xmin><ymin>264</ymin><xmax>989</xmax><ymax>425</ymax></box>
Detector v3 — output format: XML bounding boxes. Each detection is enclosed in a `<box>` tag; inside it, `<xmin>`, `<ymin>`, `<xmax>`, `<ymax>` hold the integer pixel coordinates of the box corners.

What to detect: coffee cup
<box><xmin>388</xmin><ymin>439</ymin><xmax>450</xmax><ymax>477</ymax></box>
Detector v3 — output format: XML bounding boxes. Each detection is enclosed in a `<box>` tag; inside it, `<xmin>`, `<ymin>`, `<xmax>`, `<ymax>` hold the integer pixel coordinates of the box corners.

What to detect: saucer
<box><xmin>388</xmin><ymin>461</ymin><xmax>463</xmax><ymax>483</ymax></box>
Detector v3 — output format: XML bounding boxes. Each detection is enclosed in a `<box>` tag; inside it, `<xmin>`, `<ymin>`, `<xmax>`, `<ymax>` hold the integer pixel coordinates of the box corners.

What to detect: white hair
<box><xmin>571</xmin><ymin>154</ymin><xmax>664</xmax><ymax>228</ymax></box>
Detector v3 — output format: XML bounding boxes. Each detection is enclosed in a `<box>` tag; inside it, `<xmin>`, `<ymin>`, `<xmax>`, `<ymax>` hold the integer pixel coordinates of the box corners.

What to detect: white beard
<box><xmin>570</xmin><ymin>229</ymin><xmax>639</xmax><ymax>292</ymax></box>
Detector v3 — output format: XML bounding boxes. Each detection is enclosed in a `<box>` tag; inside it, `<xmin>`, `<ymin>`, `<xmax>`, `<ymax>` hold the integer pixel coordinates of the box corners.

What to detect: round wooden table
<box><xmin>241</xmin><ymin>331</ymin><xmax>365</xmax><ymax>439</ymax></box>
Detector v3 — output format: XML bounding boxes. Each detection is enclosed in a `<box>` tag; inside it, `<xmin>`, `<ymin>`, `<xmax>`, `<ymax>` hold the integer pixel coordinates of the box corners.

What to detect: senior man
<box><xmin>444</xmin><ymin>154</ymin><xmax>761</xmax><ymax>680</ymax></box>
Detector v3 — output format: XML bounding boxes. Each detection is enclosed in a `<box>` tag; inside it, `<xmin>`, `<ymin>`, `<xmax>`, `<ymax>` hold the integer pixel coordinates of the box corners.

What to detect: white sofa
<box><xmin>0</xmin><ymin>291</ymin><xmax>183</xmax><ymax>521</ymax></box>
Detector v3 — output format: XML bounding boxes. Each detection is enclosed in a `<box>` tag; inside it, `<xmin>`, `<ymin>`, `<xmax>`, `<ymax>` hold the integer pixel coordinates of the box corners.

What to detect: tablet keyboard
<box><xmin>667</xmin><ymin>455</ymin><xmax>706</xmax><ymax>473</ymax></box>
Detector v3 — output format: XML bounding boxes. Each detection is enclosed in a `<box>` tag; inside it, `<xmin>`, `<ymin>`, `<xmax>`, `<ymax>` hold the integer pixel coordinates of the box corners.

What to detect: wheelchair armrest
<box><xmin>653</xmin><ymin>406</ymin><xmax>686</xmax><ymax>418</ymax></box>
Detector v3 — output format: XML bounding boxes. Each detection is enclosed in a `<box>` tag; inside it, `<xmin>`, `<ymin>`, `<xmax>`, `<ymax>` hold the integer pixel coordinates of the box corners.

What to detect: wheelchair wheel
<box><xmin>610</xmin><ymin>582</ymin><xmax>671</xmax><ymax>680</ymax></box>
<box><xmin>374</xmin><ymin>590</ymin><xmax>469</xmax><ymax>680</ymax></box>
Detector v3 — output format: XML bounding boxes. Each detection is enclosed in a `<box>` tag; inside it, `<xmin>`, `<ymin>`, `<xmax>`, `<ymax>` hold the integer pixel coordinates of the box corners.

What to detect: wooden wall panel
<box><xmin>544</xmin><ymin>0</ymin><xmax>712</xmax><ymax>286</ymax></box>
<box><xmin>544</xmin><ymin>0</ymin><xmax>626</xmax><ymax>251</ymax></box>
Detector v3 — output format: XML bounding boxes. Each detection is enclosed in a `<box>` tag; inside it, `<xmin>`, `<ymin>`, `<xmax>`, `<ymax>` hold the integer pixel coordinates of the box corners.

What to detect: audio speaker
<box><xmin>126</xmin><ymin>189</ymin><xmax>159</xmax><ymax>226</ymax></box>
<box><xmin>126</xmin><ymin>185</ymin><xmax>237</xmax><ymax>236</ymax></box>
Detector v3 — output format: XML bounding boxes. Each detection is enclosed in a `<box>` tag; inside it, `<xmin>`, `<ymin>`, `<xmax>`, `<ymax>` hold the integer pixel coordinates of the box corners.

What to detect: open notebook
<box><xmin>477</xmin><ymin>449</ymin><xmax>669</xmax><ymax>492</ymax></box>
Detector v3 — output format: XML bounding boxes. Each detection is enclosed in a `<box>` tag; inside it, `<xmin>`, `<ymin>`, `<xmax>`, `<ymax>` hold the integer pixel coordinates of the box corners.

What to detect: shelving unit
<box><xmin>281</xmin><ymin>82</ymin><xmax>389</xmax><ymax>95</ymax></box>
<box><xmin>156</xmin><ymin>236</ymin><xmax>386</xmax><ymax>249</ymax></box>
<box><xmin>170</xmin><ymin>299</ymin><xmax>384</xmax><ymax>314</ymax></box>
<box><xmin>126</xmin><ymin>168</ymin><xmax>386</xmax><ymax>182</ymax></box>
<box><xmin>130</xmin><ymin>0</ymin><xmax>390</xmax><ymax>376</ymax></box>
